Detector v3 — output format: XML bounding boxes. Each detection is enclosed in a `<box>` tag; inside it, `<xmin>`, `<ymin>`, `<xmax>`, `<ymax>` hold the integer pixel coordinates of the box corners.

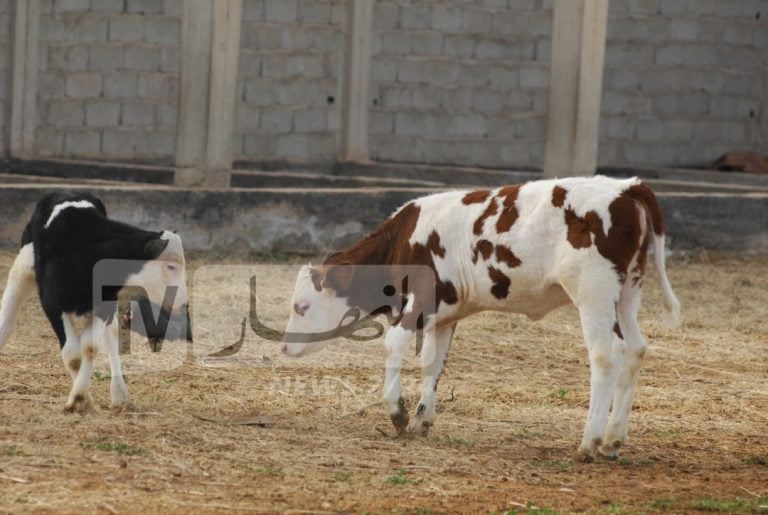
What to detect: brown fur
<box><xmin>471</xmin><ymin>239</ymin><xmax>494</xmax><ymax>264</ymax></box>
<box><xmin>68</xmin><ymin>358</ymin><xmax>81</xmax><ymax>373</ymax></box>
<box><xmin>462</xmin><ymin>190</ymin><xmax>491</xmax><ymax>205</ymax></box>
<box><xmin>625</xmin><ymin>183</ymin><xmax>664</xmax><ymax>236</ymax></box>
<box><xmin>495</xmin><ymin>244</ymin><xmax>522</xmax><ymax>268</ymax></box>
<box><xmin>552</xmin><ymin>186</ymin><xmax>567</xmax><ymax>208</ymax></box>
<box><xmin>495</xmin><ymin>186</ymin><xmax>520</xmax><ymax>233</ymax></box>
<box><xmin>487</xmin><ymin>266</ymin><xmax>511</xmax><ymax>299</ymax></box>
<box><xmin>473</xmin><ymin>197</ymin><xmax>499</xmax><ymax>235</ymax></box>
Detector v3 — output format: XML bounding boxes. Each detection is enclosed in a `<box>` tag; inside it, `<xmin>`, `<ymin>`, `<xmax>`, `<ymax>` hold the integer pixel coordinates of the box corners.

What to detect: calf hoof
<box><xmin>576</xmin><ymin>438</ymin><xmax>601</xmax><ymax>463</ymax></box>
<box><xmin>64</xmin><ymin>394</ymin><xmax>95</xmax><ymax>415</ymax></box>
<box><xmin>390</xmin><ymin>398</ymin><xmax>409</xmax><ymax>435</ymax></box>
<box><xmin>407</xmin><ymin>419</ymin><xmax>432</xmax><ymax>436</ymax></box>
<box><xmin>599</xmin><ymin>440</ymin><xmax>622</xmax><ymax>460</ymax></box>
<box><xmin>110</xmin><ymin>401</ymin><xmax>134</xmax><ymax>413</ymax></box>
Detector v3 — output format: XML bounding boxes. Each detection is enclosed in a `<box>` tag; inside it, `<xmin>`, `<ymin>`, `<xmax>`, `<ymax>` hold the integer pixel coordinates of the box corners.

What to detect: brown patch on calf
<box><xmin>426</xmin><ymin>230</ymin><xmax>446</xmax><ymax>258</ymax></box>
<box><xmin>471</xmin><ymin>239</ymin><xmax>493</xmax><ymax>264</ymax></box>
<box><xmin>473</xmin><ymin>198</ymin><xmax>498</xmax><ymax>235</ymax></box>
<box><xmin>321</xmin><ymin>202</ymin><xmax>458</xmax><ymax>333</ymax></box>
<box><xmin>613</xmin><ymin>321</ymin><xmax>623</xmax><ymax>339</ymax></box>
<box><xmin>625</xmin><ymin>183</ymin><xmax>664</xmax><ymax>236</ymax></box>
<box><xmin>495</xmin><ymin>244</ymin><xmax>522</xmax><ymax>268</ymax></box>
<box><xmin>488</xmin><ymin>266</ymin><xmax>511</xmax><ymax>299</ymax></box>
<box><xmin>495</xmin><ymin>186</ymin><xmax>520</xmax><ymax>233</ymax></box>
<box><xmin>68</xmin><ymin>358</ymin><xmax>81</xmax><ymax>373</ymax></box>
<box><xmin>561</xmin><ymin>185</ymin><xmax>663</xmax><ymax>283</ymax></box>
<box><xmin>552</xmin><ymin>186</ymin><xmax>567</xmax><ymax>208</ymax></box>
<box><xmin>462</xmin><ymin>190</ymin><xmax>491</xmax><ymax>205</ymax></box>
<box><xmin>84</xmin><ymin>346</ymin><xmax>95</xmax><ymax>360</ymax></box>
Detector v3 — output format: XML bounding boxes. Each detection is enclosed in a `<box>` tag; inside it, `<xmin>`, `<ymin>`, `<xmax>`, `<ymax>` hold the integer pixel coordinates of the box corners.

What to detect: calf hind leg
<box><xmin>576</xmin><ymin>302</ymin><xmax>623</xmax><ymax>462</ymax></box>
<box><xmin>383</xmin><ymin>325</ymin><xmax>414</xmax><ymax>435</ymax></box>
<box><xmin>64</xmin><ymin>318</ymin><xmax>104</xmax><ymax>414</ymax></box>
<box><xmin>0</xmin><ymin>243</ymin><xmax>36</xmax><ymax>350</ymax></box>
<box><xmin>600</xmin><ymin>287</ymin><xmax>646</xmax><ymax>458</ymax></box>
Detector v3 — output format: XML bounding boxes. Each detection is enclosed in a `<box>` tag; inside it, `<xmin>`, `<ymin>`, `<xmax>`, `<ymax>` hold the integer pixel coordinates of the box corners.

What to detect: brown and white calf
<box><xmin>282</xmin><ymin>176</ymin><xmax>680</xmax><ymax>461</ymax></box>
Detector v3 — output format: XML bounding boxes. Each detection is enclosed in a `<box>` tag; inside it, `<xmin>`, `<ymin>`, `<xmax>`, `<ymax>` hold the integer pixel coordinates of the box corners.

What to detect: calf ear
<box><xmin>324</xmin><ymin>263</ymin><xmax>355</xmax><ymax>292</ymax></box>
<box><xmin>144</xmin><ymin>238</ymin><xmax>169</xmax><ymax>259</ymax></box>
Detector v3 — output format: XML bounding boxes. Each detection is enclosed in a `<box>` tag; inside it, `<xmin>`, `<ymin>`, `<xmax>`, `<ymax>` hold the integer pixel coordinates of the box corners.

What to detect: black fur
<box><xmin>23</xmin><ymin>191</ymin><xmax>186</xmax><ymax>348</ymax></box>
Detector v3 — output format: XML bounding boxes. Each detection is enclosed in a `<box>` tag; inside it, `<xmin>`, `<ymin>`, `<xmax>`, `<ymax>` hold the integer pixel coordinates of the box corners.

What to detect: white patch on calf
<box><xmin>0</xmin><ymin>243</ymin><xmax>36</xmax><ymax>350</ymax></box>
<box><xmin>44</xmin><ymin>200</ymin><xmax>95</xmax><ymax>228</ymax></box>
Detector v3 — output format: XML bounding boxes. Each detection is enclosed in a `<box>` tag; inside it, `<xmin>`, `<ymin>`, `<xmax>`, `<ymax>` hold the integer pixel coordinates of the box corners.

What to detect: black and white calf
<box><xmin>0</xmin><ymin>191</ymin><xmax>190</xmax><ymax>413</ymax></box>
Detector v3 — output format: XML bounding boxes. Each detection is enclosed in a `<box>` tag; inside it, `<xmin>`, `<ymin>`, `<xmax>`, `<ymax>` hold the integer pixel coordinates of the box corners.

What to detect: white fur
<box><xmin>0</xmin><ymin>243</ymin><xmax>36</xmax><ymax>350</ymax></box>
<box><xmin>44</xmin><ymin>200</ymin><xmax>95</xmax><ymax>228</ymax></box>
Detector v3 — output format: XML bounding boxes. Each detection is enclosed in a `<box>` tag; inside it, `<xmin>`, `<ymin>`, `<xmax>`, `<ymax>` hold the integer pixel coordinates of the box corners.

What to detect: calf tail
<box><xmin>0</xmin><ymin>243</ymin><xmax>37</xmax><ymax>350</ymax></box>
<box><xmin>652</xmin><ymin>232</ymin><xmax>681</xmax><ymax>328</ymax></box>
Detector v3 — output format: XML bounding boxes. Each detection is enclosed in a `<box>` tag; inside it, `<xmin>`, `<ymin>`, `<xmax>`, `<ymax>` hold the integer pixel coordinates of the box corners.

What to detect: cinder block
<box><xmin>242</xmin><ymin>0</ymin><xmax>265</xmax><ymax>21</ymax></box>
<box><xmin>236</xmin><ymin>104</ymin><xmax>260</xmax><ymax>130</ymax></box>
<box><xmin>400</xmin><ymin>4</ymin><xmax>430</xmax><ymax>30</ymax></box>
<box><xmin>693</xmin><ymin>120</ymin><xmax>721</xmax><ymax>141</ymax></box>
<box><xmin>311</xmin><ymin>26</ymin><xmax>344</xmax><ymax>53</ymax></box>
<box><xmin>369</xmin><ymin>111</ymin><xmax>394</xmax><ymax>134</ymax></box>
<box><xmin>411</xmin><ymin>88</ymin><xmax>442</xmax><ymax>109</ymax></box>
<box><xmin>398</xmin><ymin>59</ymin><xmax>460</xmax><ymax>84</ymax></box>
<box><xmin>371</xmin><ymin>59</ymin><xmax>397</xmax><ymax>82</ymax></box>
<box><xmin>109</xmin><ymin>15</ymin><xmax>145</xmax><ymax>42</ymax></box>
<box><xmin>276</xmin><ymin>134</ymin><xmax>310</xmax><ymax>159</ymax></box>
<box><xmin>156</xmin><ymin>104</ymin><xmax>177</xmax><ymax>127</ymax></box>
<box><xmin>308</xmin><ymin>133</ymin><xmax>336</xmax><ymax>160</ymax></box>
<box><xmin>658</xmin><ymin>0</ymin><xmax>688</xmax><ymax>16</ymax></box>
<box><xmin>720</xmin><ymin>121</ymin><xmax>748</xmax><ymax>143</ymax></box>
<box><xmin>35</xmin><ymin>128</ymin><xmax>65</xmax><ymax>156</ymax></box>
<box><xmin>102</xmin><ymin>128</ymin><xmax>137</xmax><ymax>157</ymax></box>
<box><xmin>265</xmin><ymin>0</ymin><xmax>298</xmax><ymax>22</ymax></box>
<box><xmin>125</xmin><ymin>45</ymin><xmax>161</xmax><ymax>70</ymax></box>
<box><xmin>126</xmin><ymin>0</ymin><xmax>163</xmax><ymax>14</ymax></box>
<box><xmin>137</xmin><ymin>129</ymin><xmax>175</xmax><ymax>157</ymax></box>
<box><xmin>605</xmin><ymin>44</ymin><xmax>654</xmax><ymax>66</ymax></box>
<box><xmin>121</xmin><ymin>101</ymin><xmax>155</xmax><ymax>126</ymax></box>
<box><xmin>294</xmin><ymin>108</ymin><xmax>327</xmax><ymax>133</ymax></box>
<box><xmin>38</xmin><ymin>75</ymin><xmax>67</xmax><ymax>100</ymax></box>
<box><xmin>441</xmin><ymin>34</ymin><xmax>474</xmax><ymax>58</ymax></box>
<box><xmin>652</xmin><ymin>92</ymin><xmax>709</xmax><ymax>116</ymax></box>
<box><xmin>260</xmin><ymin>108</ymin><xmax>293</xmax><ymax>132</ymax></box>
<box><xmin>472</xmin><ymin>90</ymin><xmax>506</xmax><ymax>114</ymax></box>
<box><xmin>710</xmin><ymin>95</ymin><xmax>756</xmax><ymax>118</ymax></box>
<box><xmin>474</xmin><ymin>38</ymin><xmax>506</xmax><ymax>59</ymax></box>
<box><xmin>138</xmin><ymin>74</ymin><xmax>178</xmax><ymax>99</ymax></box>
<box><xmin>103</xmin><ymin>73</ymin><xmax>139</xmax><ymax>98</ymax></box>
<box><xmin>163</xmin><ymin>0</ymin><xmax>182</xmax><ymax>16</ymax></box>
<box><xmin>410</xmin><ymin>31</ymin><xmax>443</xmax><ymax>55</ymax></box>
<box><xmin>86</xmin><ymin>100</ymin><xmax>120</xmax><ymax>126</ymax></box>
<box><xmin>669</xmin><ymin>19</ymin><xmax>699</xmax><ymax>41</ymax></box>
<box><xmin>513</xmin><ymin>116</ymin><xmax>545</xmax><ymax>140</ymax></box>
<box><xmin>74</xmin><ymin>16</ymin><xmax>109</xmax><ymax>42</ymax></box>
<box><xmin>279</xmin><ymin>27</ymin><xmax>313</xmax><ymax>50</ymax></box>
<box><xmin>377</xmin><ymin>30</ymin><xmax>412</xmax><ymax>55</ymax></box>
<box><xmin>431</xmin><ymin>4</ymin><xmax>463</xmax><ymax>32</ymax></box>
<box><xmin>89</xmin><ymin>44</ymin><xmax>125</xmax><ymax>70</ymax></box>
<box><xmin>90</xmin><ymin>0</ymin><xmax>125</xmax><ymax>12</ymax></box>
<box><xmin>507</xmin><ymin>91</ymin><xmax>533</xmax><ymax>112</ymax></box>
<box><xmin>628</xmin><ymin>0</ymin><xmax>658</xmax><ymax>14</ymax></box>
<box><xmin>299</xmin><ymin>0</ymin><xmax>331</xmax><ymax>23</ymax></box>
<box><xmin>56</xmin><ymin>0</ymin><xmax>90</xmax><ymax>13</ymax></box>
<box><xmin>64</xmin><ymin>129</ymin><xmax>101</xmax><ymax>155</ymax></box>
<box><xmin>373</xmin><ymin>2</ymin><xmax>399</xmax><ymax>29</ymax></box>
<box><xmin>65</xmin><ymin>73</ymin><xmax>102</xmax><ymax>98</ymax></box>
<box><xmin>144</xmin><ymin>16</ymin><xmax>180</xmax><ymax>45</ymax></box>
<box><xmin>518</xmin><ymin>65</ymin><xmax>548</xmax><ymax>90</ymax></box>
<box><xmin>635</xmin><ymin>120</ymin><xmax>663</xmax><ymax>142</ymax></box>
<box><xmin>241</xmin><ymin>133</ymin><xmax>278</xmax><ymax>157</ymax></box>
<box><xmin>663</xmin><ymin>120</ymin><xmax>694</xmax><ymax>140</ymax></box>
<box><xmin>161</xmin><ymin>47</ymin><xmax>180</xmax><ymax>72</ymax></box>
<box><xmin>462</xmin><ymin>9</ymin><xmax>493</xmax><ymax>33</ymax></box>
<box><xmin>262</xmin><ymin>54</ymin><xmax>324</xmax><ymax>78</ymax></box>
<box><xmin>603</xmin><ymin>116</ymin><xmax>635</xmax><ymax>140</ymax></box>
<box><xmin>49</xmin><ymin>44</ymin><xmax>89</xmax><ymax>70</ymax></box>
<box><xmin>48</xmin><ymin>101</ymin><xmax>85</xmax><ymax>127</ymax></box>
<box><xmin>489</xmin><ymin>66</ymin><xmax>519</xmax><ymax>89</ymax></box>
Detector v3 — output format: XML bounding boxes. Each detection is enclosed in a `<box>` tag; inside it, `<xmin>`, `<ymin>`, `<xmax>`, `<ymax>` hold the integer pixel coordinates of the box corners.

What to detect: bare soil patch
<box><xmin>1</xmin><ymin>251</ymin><xmax>767</xmax><ymax>514</ymax></box>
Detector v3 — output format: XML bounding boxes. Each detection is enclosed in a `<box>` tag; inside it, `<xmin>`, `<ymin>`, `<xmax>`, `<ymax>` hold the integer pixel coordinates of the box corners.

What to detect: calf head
<box><xmin>281</xmin><ymin>263</ymin><xmax>357</xmax><ymax>357</ymax></box>
<box><xmin>129</xmin><ymin>231</ymin><xmax>189</xmax><ymax>312</ymax></box>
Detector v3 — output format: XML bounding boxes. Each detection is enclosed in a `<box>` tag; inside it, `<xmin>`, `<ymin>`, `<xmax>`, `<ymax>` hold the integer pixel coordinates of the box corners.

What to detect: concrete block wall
<box><xmin>0</xmin><ymin>0</ymin><xmax>11</xmax><ymax>156</ymax></box>
<box><xmin>235</xmin><ymin>0</ymin><xmax>346</xmax><ymax>162</ymax></box>
<box><xmin>601</xmin><ymin>0</ymin><xmax>768</xmax><ymax>167</ymax></box>
<box><xmin>34</xmin><ymin>0</ymin><xmax>181</xmax><ymax>162</ymax></box>
<box><xmin>369</xmin><ymin>0</ymin><xmax>552</xmax><ymax>169</ymax></box>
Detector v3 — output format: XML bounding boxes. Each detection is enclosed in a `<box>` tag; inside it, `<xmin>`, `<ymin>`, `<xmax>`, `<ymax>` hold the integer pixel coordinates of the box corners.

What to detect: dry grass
<box><xmin>1</xmin><ymin>251</ymin><xmax>767</xmax><ymax>514</ymax></box>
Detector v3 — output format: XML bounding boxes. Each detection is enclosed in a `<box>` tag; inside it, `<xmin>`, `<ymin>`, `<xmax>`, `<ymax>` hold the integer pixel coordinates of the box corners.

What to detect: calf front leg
<box><xmin>104</xmin><ymin>319</ymin><xmax>130</xmax><ymax>410</ymax></box>
<box><xmin>409</xmin><ymin>324</ymin><xmax>455</xmax><ymax>435</ymax></box>
<box><xmin>383</xmin><ymin>325</ymin><xmax>413</xmax><ymax>435</ymax></box>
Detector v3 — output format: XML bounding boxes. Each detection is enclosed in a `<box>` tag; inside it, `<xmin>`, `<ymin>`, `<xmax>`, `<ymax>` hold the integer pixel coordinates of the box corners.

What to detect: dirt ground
<box><xmin>1</xmin><ymin>250</ymin><xmax>767</xmax><ymax>514</ymax></box>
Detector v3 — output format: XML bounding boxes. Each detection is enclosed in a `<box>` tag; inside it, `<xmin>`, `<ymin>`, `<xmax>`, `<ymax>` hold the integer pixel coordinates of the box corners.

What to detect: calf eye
<box><xmin>166</xmin><ymin>263</ymin><xmax>177</xmax><ymax>272</ymax></box>
<box><xmin>293</xmin><ymin>302</ymin><xmax>309</xmax><ymax>316</ymax></box>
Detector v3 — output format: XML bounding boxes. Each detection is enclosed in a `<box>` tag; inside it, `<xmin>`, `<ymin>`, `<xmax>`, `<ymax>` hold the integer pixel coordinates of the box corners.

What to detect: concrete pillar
<box><xmin>543</xmin><ymin>0</ymin><xmax>609</xmax><ymax>178</ymax></box>
<box><xmin>338</xmin><ymin>0</ymin><xmax>374</xmax><ymax>163</ymax></box>
<box><xmin>9</xmin><ymin>0</ymin><xmax>40</xmax><ymax>158</ymax></box>
<box><xmin>175</xmin><ymin>0</ymin><xmax>242</xmax><ymax>188</ymax></box>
